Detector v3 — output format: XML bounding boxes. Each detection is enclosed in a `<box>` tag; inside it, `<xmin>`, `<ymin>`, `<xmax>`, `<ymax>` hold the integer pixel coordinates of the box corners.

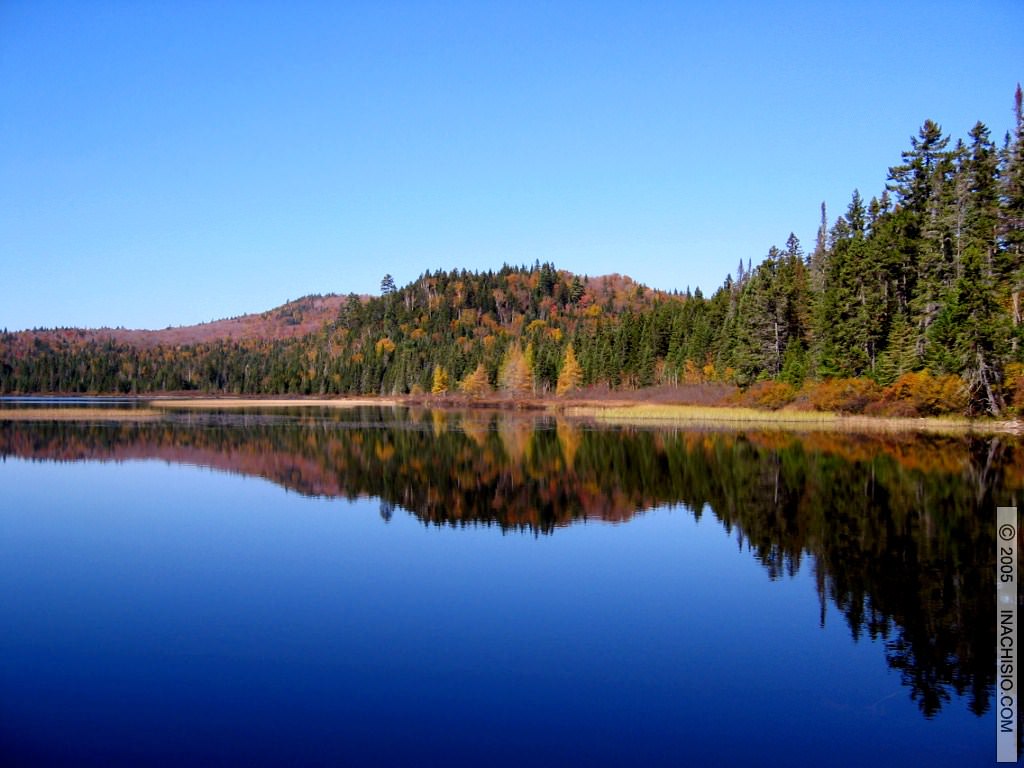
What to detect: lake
<box><xmin>0</xmin><ymin>404</ymin><xmax>1019</xmax><ymax>766</ymax></box>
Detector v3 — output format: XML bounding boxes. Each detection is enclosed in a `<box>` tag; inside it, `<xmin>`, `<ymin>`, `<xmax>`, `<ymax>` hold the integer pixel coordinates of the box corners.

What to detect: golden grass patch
<box><xmin>0</xmin><ymin>408</ymin><xmax>163</xmax><ymax>421</ymax></box>
<box><xmin>562</xmin><ymin>403</ymin><xmax>1011</xmax><ymax>435</ymax></box>
<box><xmin>151</xmin><ymin>398</ymin><xmax>398</xmax><ymax>409</ymax></box>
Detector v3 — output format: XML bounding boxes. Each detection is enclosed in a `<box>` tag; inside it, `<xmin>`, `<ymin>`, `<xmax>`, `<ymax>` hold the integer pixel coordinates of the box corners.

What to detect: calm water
<box><xmin>1</xmin><ymin>406</ymin><xmax>1020</xmax><ymax>766</ymax></box>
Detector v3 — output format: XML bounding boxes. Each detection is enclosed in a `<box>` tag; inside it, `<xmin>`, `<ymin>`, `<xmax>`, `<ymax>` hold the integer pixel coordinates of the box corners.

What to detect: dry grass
<box><xmin>562</xmin><ymin>403</ymin><xmax>1014</xmax><ymax>435</ymax></box>
<box><xmin>151</xmin><ymin>397</ymin><xmax>399</xmax><ymax>410</ymax></box>
<box><xmin>0</xmin><ymin>408</ymin><xmax>163</xmax><ymax>421</ymax></box>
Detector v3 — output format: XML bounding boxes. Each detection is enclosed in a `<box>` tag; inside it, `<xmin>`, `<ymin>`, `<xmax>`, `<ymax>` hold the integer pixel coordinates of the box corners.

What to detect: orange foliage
<box><xmin>738</xmin><ymin>380</ymin><xmax>797</xmax><ymax>410</ymax></box>
<box><xmin>458</xmin><ymin>363</ymin><xmax>491</xmax><ymax>397</ymax></box>
<box><xmin>680</xmin><ymin>360</ymin><xmax>701</xmax><ymax>384</ymax></box>
<box><xmin>881</xmin><ymin>372</ymin><xmax>968</xmax><ymax>416</ymax></box>
<box><xmin>802</xmin><ymin>378</ymin><xmax>881</xmax><ymax>414</ymax></box>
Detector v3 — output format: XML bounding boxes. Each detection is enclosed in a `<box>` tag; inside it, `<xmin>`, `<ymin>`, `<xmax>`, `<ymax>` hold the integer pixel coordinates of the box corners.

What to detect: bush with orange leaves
<box><xmin>736</xmin><ymin>380</ymin><xmax>798</xmax><ymax>410</ymax></box>
<box><xmin>801</xmin><ymin>378</ymin><xmax>881</xmax><ymax>414</ymax></box>
<box><xmin>880</xmin><ymin>371</ymin><xmax>968</xmax><ymax>416</ymax></box>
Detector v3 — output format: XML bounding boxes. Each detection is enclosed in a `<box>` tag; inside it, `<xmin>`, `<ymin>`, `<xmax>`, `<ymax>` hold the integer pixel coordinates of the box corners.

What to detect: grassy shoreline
<box><xmin>0</xmin><ymin>407</ymin><xmax>164</xmax><ymax>422</ymax></box>
<box><xmin>150</xmin><ymin>397</ymin><xmax>396</xmax><ymax>409</ymax></box>
<box><xmin>558</xmin><ymin>403</ymin><xmax>1015</xmax><ymax>434</ymax></box>
<box><xmin>0</xmin><ymin>394</ymin><xmax>1019</xmax><ymax>434</ymax></box>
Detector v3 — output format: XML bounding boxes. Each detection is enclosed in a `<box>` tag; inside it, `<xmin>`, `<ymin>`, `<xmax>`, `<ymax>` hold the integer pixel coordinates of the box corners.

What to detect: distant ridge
<box><xmin>11</xmin><ymin>294</ymin><xmax>349</xmax><ymax>347</ymax></box>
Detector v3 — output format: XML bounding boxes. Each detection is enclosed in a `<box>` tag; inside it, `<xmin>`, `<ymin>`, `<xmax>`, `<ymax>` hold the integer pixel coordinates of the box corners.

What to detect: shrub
<box><xmin>863</xmin><ymin>399</ymin><xmax>920</xmax><ymax>418</ymax></box>
<box><xmin>803</xmin><ymin>377</ymin><xmax>881</xmax><ymax>414</ymax></box>
<box><xmin>738</xmin><ymin>380</ymin><xmax>797</xmax><ymax>410</ymax></box>
<box><xmin>882</xmin><ymin>371</ymin><xmax>968</xmax><ymax>416</ymax></box>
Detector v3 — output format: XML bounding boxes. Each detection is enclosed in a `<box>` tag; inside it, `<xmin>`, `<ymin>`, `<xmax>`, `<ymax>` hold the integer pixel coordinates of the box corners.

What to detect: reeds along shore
<box><xmin>1</xmin><ymin>397</ymin><xmax>1020</xmax><ymax>435</ymax></box>
<box><xmin>559</xmin><ymin>403</ymin><xmax>1008</xmax><ymax>434</ymax></box>
<box><xmin>0</xmin><ymin>407</ymin><xmax>164</xmax><ymax>421</ymax></box>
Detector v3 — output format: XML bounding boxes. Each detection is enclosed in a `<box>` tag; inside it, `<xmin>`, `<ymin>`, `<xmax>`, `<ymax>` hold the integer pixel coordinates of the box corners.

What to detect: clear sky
<box><xmin>1</xmin><ymin>1</ymin><xmax>1021</xmax><ymax>331</ymax></box>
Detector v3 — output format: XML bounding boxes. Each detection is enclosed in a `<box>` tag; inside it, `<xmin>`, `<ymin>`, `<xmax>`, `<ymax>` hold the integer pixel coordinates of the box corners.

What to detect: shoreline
<box><xmin>560</xmin><ymin>403</ymin><xmax>1020</xmax><ymax>435</ymax></box>
<box><xmin>0</xmin><ymin>393</ymin><xmax>1020</xmax><ymax>434</ymax></box>
<box><xmin>0</xmin><ymin>407</ymin><xmax>163</xmax><ymax>421</ymax></box>
<box><xmin>150</xmin><ymin>397</ymin><xmax>398</xmax><ymax>409</ymax></box>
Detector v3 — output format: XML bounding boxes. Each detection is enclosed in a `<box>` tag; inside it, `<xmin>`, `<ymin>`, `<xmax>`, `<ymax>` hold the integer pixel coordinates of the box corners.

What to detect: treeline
<box><xmin>3</xmin><ymin>89</ymin><xmax>1023</xmax><ymax>414</ymax></box>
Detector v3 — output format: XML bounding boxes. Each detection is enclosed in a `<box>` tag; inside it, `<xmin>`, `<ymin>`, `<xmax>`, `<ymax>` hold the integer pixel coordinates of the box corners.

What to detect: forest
<box><xmin>3</xmin><ymin>88</ymin><xmax>1023</xmax><ymax>416</ymax></box>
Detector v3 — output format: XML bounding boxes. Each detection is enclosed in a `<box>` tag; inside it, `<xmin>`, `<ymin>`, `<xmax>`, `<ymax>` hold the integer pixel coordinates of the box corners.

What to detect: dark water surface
<box><xmin>1</xmin><ymin>406</ymin><xmax>1020</xmax><ymax>766</ymax></box>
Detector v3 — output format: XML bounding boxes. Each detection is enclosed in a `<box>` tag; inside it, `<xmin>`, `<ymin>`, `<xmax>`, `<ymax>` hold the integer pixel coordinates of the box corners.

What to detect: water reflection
<box><xmin>2</xmin><ymin>407</ymin><xmax>1020</xmax><ymax>722</ymax></box>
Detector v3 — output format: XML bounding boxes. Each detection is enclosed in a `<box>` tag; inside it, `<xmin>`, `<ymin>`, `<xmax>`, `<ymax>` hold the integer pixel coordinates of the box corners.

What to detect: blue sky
<box><xmin>1</xmin><ymin>1</ymin><xmax>1021</xmax><ymax>331</ymax></box>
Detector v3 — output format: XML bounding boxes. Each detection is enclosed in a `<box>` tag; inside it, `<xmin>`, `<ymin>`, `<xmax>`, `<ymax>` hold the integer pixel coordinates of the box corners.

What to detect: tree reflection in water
<box><xmin>3</xmin><ymin>406</ymin><xmax>1020</xmax><ymax>720</ymax></box>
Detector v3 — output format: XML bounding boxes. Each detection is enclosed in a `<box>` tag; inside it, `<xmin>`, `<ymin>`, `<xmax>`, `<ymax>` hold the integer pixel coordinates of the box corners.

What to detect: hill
<box><xmin>2</xmin><ymin>89</ymin><xmax>1024</xmax><ymax>415</ymax></box>
<box><xmin>8</xmin><ymin>294</ymin><xmax>349</xmax><ymax>348</ymax></box>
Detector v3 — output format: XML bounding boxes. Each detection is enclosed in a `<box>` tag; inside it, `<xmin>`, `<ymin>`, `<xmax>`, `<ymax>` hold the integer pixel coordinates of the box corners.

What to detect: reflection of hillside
<box><xmin>2</xmin><ymin>411</ymin><xmax>1020</xmax><ymax>721</ymax></box>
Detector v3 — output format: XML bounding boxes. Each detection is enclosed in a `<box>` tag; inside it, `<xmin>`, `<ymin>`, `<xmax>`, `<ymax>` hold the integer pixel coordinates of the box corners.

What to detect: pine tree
<box><xmin>810</xmin><ymin>202</ymin><xmax>828</xmax><ymax>291</ymax></box>
<box><xmin>942</xmin><ymin>246</ymin><xmax>1008</xmax><ymax>414</ymax></box>
<box><xmin>888</xmin><ymin>121</ymin><xmax>955</xmax><ymax>359</ymax></box>
<box><xmin>1000</xmin><ymin>85</ymin><xmax>1024</xmax><ymax>349</ymax></box>
<box><xmin>569</xmin><ymin>275</ymin><xmax>585</xmax><ymax>304</ymax></box>
<box><xmin>963</xmin><ymin>122</ymin><xmax>1000</xmax><ymax>273</ymax></box>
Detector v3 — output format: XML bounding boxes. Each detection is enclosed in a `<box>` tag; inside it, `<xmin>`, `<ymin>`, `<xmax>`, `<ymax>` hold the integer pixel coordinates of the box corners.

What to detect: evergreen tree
<box><xmin>941</xmin><ymin>246</ymin><xmax>1008</xmax><ymax>414</ymax></box>
<box><xmin>1000</xmin><ymin>85</ymin><xmax>1024</xmax><ymax>350</ymax></box>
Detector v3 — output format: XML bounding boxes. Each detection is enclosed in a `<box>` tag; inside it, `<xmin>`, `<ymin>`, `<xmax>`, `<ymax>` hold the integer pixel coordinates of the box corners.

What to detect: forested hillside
<box><xmin>3</xmin><ymin>89</ymin><xmax>1023</xmax><ymax>415</ymax></box>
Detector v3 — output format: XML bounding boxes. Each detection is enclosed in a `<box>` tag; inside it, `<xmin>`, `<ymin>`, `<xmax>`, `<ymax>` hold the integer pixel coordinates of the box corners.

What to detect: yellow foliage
<box><xmin>499</xmin><ymin>344</ymin><xmax>533</xmax><ymax>394</ymax></box>
<box><xmin>431</xmin><ymin>365</ymin><xmax>450</xmax><ymax>394</ymax></box>
<box><xmin>375</xmin><ymin>337</ymin><xmax>396</xmax><ymax>355</ymax></box>
<box><xmin>556</xmin><ymin>419</ymin><xmax>581</xmax><ymax>467</ymax></box>
<box><xmin>556</xmin><ymin>344</ymin><xmax>583</xmax><ymax>396</ymax></box>
<box><xmin>459</xmin><ymin>363</ymin><xmax>491</xmax><ymax>396</ymax></box>
<box><xmin>683</xmin><ymin>360</ymin><xmax>703</xmax><ymax>384</ymax></box>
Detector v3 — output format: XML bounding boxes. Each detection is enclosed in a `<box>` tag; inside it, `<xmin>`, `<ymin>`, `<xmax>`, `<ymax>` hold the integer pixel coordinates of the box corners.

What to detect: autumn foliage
<box><xmin>878</xmin><ymin>372</ymin><xmax>969</xmax><ymax>416</ymax></box>
<box><xmin>800</xmin><ymin>378</ymin><xmax>882</xmax><ymax>414</ymax></box>
<box><xmin>735</xmin><ymin>380</ymin><xmax>798</xmax><ymax>410</ymax></box>
<box><xmin>458</xmin><ymin>363</ymin><xmax>491</xmax><ymax>397</ymax></box>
